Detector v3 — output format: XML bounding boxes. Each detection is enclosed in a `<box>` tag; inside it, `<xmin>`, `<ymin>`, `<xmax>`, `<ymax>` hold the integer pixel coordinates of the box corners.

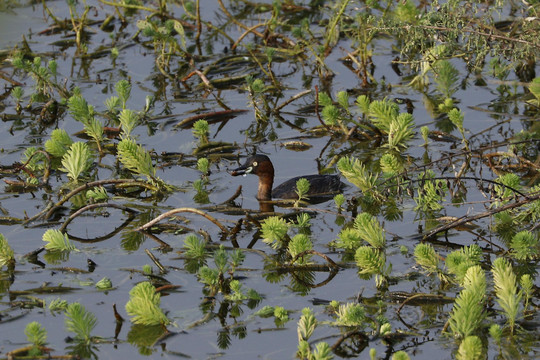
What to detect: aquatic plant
<box><xmin>42</xmin><ymin>229</ymin><xmax>77</xmax><ymax>252</ymax></box>
<box><xmin>65</xmin><ymin>302</ymin><xmax>98</xmax><ymax>344</ymax></box>
<box><xmin>294</xmin><ymin>178</ymin><xmax>311</xmax><ymax>207</ymax></box>
<box><xmin>117</xmin><ymin>138</ymin><xmax>156</xmax><ymax>182</ymax></box>
<box><xmin>0</xmin><ymin>234</ymin><xmax>15</xmax><ymax>270</ymax></box>
<box><xmin>261</xmin><ymin>216</ymin><xmax>290</xmax><ymax>249</ymax></box>
<box><xmin>24</xmin><ymin>321</ymin><xmax>47</xmax><ymax>356</ymax></box>
<box><xmin>60</xmin><ymin>142</ymin><xmax>94</xmax><ymax>181</ymax></box>
<box><xmin>492</xmin><ymin>258</ymin><xmax>522</xmax><ymax>332</ymax></box>
<box><xmin>456</xmin><ymin>336</ymin><xmax>484</xmax><ymax>360</ymax></box>
<box><xmin>448</xmin><ymin>266</ymin><xmax>486</xmax><ymax>338</ymax></box>
<box><xmin>125</xmin><ymin>281</ymin><xmax>170</xmax><ymax>326</ymax></box>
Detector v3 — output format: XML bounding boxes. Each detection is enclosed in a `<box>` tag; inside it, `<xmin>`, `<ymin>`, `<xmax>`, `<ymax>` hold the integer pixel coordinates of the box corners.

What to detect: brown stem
<box><xmin>135</xmin><ymin>207</ymin><xmax>228</xmax><ymax>234</ymax></box>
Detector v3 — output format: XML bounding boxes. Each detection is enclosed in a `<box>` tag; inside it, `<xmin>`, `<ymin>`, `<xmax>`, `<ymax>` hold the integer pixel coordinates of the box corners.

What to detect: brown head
<box><xmin>230</xmin><ymin>154</ymin><xmax>275</xmax><ymax>200</ymax></box>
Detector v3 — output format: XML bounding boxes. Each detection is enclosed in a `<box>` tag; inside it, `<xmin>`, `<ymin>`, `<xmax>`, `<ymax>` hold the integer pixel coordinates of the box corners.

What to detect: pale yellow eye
<box><xmin>253</xmin><ymin>161</ymin><xmax>258</xmax><ymax>166</ymax></box>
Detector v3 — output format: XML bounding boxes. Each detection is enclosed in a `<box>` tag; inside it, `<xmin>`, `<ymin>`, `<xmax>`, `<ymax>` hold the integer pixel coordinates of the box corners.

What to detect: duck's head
<box><xmin>230</xmin><ymin>154</ymin><xmax>274</xmax><ymax>178</ymax></box>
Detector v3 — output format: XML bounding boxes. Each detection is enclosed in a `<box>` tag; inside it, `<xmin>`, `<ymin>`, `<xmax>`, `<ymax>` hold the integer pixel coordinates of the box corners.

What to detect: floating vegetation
<box><xmin>0</xmin><ymin>0</ymin><xmax>538</xmax><ymax>359</ymax></box>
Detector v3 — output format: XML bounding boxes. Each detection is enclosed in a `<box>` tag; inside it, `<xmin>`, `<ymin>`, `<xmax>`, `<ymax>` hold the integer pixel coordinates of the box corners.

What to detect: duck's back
<box><xmin>272</xmin><ymin>174</ymin><xmax>344</xmax><ymax>200</ymax></box>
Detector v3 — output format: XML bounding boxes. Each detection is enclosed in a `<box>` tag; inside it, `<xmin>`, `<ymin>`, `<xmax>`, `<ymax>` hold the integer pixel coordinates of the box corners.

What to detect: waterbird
<box><xmin>230</xmin><ymin>154</ymin><xmax>345</xmax><ymax>201</ymax></box>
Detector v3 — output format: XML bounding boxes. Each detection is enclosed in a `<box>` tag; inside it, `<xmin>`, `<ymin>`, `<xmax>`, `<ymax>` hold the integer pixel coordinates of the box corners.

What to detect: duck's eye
<box><xmin>252</xmin><ymin>161</ymin><xmax>258</xmax><ymax>167</ymax></box>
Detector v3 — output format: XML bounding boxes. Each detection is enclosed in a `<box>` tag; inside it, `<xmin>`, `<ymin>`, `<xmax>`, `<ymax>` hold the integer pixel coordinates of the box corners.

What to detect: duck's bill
<box><xmin>230</xmin><ymin>165</ymin><xmax>250</xmax><ymax>177</ymax></box>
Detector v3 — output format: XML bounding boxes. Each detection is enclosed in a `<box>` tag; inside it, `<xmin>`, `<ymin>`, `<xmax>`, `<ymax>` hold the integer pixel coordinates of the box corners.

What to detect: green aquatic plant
<box><xmin>510</xmin><ymin>231</ymin><xmax>538</xmax><ymax>260</ymax></box>
<box><xmin>68</xmin><ymin>95</ymin><xmax>105</xmax><ymax>152</ymax></box>
<box><xmin>380</xmin><ymin>153</ymin><xmax>403</xmax><ymax>176</ymax></box>
<box><xmin>414</xmin><ymin>243</ymin><xmax>449</xmax><ymax>283</ymax></box>
<box><xmin>95</xmin><ymin>277</ymin><xmax>112</xmax><ymax>290</ymax></box>
<box><xmin>197</xmin><ymin>157</ymin><xmax>210</xmax><ymax>175</ymax></box>
<box><xmin>337</xmin><ymin>156</ymin><xmax>379</xmax><ymax>195</ymax></box>
<box><xmin>355</xmin><ymin>246</ymin><xmax>389</xmax><ymax>288</ymax></box>
<box><xmin>385</xmin><ymin>112</ymin><xmax>415</xmax><ymax>151</ymax></box>
<box><xmin>334</xmin><ymin>193</ymin><xmax>345</xmax><ymax>209</ymax></box>
<box><xmin>20</xmin><ymin>147</ymin><xmax>48</xmax><ymax>185</ymax></box>
<box><xmin>433</xmin><ymin>59</ymin><xmax>460</xmax><ymax>99</ymax></box>
<box><xmin>125</xmin><ymin>281</ymin><xmax>170</xmax><ymax>326</ymax></box>
<box><xmin>520</xmin><ymin>274</ymin><xmax>533</xmax><ymax>312</ymax></box>
<box><xmin>0</xmin><ymin>234</ymin><xmax>15</xmax><ymax>270</ymax></box>
<box><xmin>294</xmin><ymin>213</ymin><xmax>311</xmax><ymax>230</ymax></box>
<box><xmin>12</xmin><ymin>56</ymin><xmax>60</xmax><ymax>99</ymax></box>
<box><xmin>45</xmin><ymin>128</ymin><xmax>73</xmax><ymax>158</ymax></box>
<box><xmin>334</xmin><ymin>302</ymin><xmax>367</xmax><ymax>327</ymax></box>
<box><xmin>492</xmin><ymin>173</ymin><xmax>521</xmax><ymax>205</ymax></box>
<box><xmin>353</xmin><ymin>213</ymin><xmax>386</xmax><ymax>249</ymax></box>
<box><xmin>136</xmin><ymin>18</ymin><xmax>187</xmax><ymax>71</ymax></box>
<box><xmin>294</xmin><ymin>178</ymin><xmax>311</xmax><ymax>207</ymax></box>
<box><xmin>193</xmin><ymin>178</ymin><xmax>209</xmax><ymax>204</ymax></box>
<box><xmin>86</xmin><ymin>186</ymin><xmax>109</xmax><ymax>202</ymax></box>
<box><xmin>118</xmin><ymin>109</ymin><xmax>139</xmax><ymax>136</ymax></box>
<box><xmin>448</xmin><ymin>108</ymin><xmax>468</xmax><ymax>149</ymax></box>
<box><xmin>24</xmin><ymin>321</ymin><xmax>47</xmax><ymax>356</ymax></box>
<box><xmin>288</xmin><ymin>234</ymin><xmax>313</xmax><ymax>264</ymax></box>
<box><xmin>197</xmin><ymin>246</ymin><xmax>258</xmax><ymax>300</ymax></box>
<box><xmin>446</xmin><ymin>244</ymin><xmax>482</xmax><ymax>284</ymax></box>
<box><xmin>492</xmin><ymin>258</ymin><xmax>522</xmax><ymax>332</ymax></box>
<box><xmin>392</xmin><ymin>351</ymin><xmax>410</xmax><ymax>360</ymax></box>
<box><xmin>489</xmin><ymin>323</ymin><xmax>503</xmax><ymax>347</ymax></box>
<box><xmin>456</xmin><ymin>335</ymin><xmax>484</xmax><ymax>360</ymax></box>
<box><xmin>193</xmin><ymin>120</ymin><xmax>209</xmax><ymax>145</ymax></box>
<box><xmin>297</xmin><ymin>307</ymin><xmax>332</xmax><ymax>360</ymax></box>
<box><xmin>224</xmin><ymin>279</ymin><xmax>262</xmax><ymax>302</ymax></box>
<box><xmin>11</xmin><ymin>86</ymin><xmax>24</xmax><ymax>113</ymax></box>
<box><xmin>43</xmin><ymin>229</ymin><xmax>77</xmax><ymax>252</ymax></box>
<box><xmin>49</xmin><ymin>298</ymin><xmax>68</xmax><ymax>313</ymax></box>
<box><xmin>183</xmin><ymin>234</ymin><xmax>207</xmax><ymax>260</ymax></box>
<box><xmin>526</xmin><ymin>77</ymin><xmax>540</xmax><ymax>107</ymax></box>
<box><xmin>60</xmin><ymin>142</ymin><xmax>94</xmax><ymax>181</ymax></box>
<box><xmin>420</xmin><ymin>126</ymin><xmax>430</xmax><ymax>145</ymax></box>
<box><xmin>65</xmin><ymin>302</ymin><xmax>98</xmax><ymax>344</ymax></box>
<box><xmin>117</xmin><ymin>138</ymin><xmax>156</xmax><ymax>182</ymax></box>
<box><xmin>261</xmin><ymin>216</ymin><xmax>289</xmax><ymax>249</ymax></box>
<box><xmin>414</xmin><ymin>170</ymin><xmax>447</xmax><ymax>212</ymax></box>
<box><xmin>115</xmin><ymin>79</ymin><xmax>131</xmax><ymax>110</ymax></box>
<box><xmin>449</xmin><ymin>266</ymin><xmax>486</xmax><ymax>338</ymax></box>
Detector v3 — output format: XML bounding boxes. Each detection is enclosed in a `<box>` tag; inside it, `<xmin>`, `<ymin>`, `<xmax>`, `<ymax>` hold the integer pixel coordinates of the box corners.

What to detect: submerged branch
<box><xmin>423</xmin><ymin>190</ymin><xmax>540</xmax><ymax>239</ymax></box>
<box><xmin>135</xmin><ymin>207</ymin><xmax>228</xmax><ymax>234</ymax></box>
<box><xmin>59</xmin><ymin>203</ymin><xmax>138</xmax><ymax>232</ymax></box>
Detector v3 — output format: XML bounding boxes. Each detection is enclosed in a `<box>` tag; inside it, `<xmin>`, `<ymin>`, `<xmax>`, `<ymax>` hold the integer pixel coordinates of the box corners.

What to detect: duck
<box><xmin>230</xmin><ymin>154</ymin><xmax>344</xmax><ymax>201</ymax></box>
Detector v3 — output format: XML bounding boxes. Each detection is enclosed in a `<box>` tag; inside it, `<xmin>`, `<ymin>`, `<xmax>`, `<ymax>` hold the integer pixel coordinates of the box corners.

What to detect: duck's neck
<box><xmin>256</xmin><ymin>173</ymin><xmax>273</xmax><ymax>201</ymax></box>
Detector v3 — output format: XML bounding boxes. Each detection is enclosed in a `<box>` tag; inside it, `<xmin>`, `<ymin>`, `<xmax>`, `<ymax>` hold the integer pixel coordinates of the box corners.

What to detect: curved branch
<box><xmin>25</xmin><ymin>179</ymin><xmax>153</xmax><ymax>224</ymax></box>
<box><xmin>135</xmin><ymin>207</ymin><xmax>228</xmax><ymax>234</ymax></box>
<box><xmin>423</xmin><ymin>190</ymin><xmax>540</xmax><ymax>239</ymax></box>
<box><xmin>59</xmin><ymin>203</ymin><xmax>138</xmax><ymax>232</ymax></box>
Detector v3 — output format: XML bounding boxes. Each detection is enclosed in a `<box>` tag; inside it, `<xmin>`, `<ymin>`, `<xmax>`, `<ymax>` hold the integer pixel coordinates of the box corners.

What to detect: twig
<box><xmin>145</xmin><ymin>248</ymin><xmax>167</xmax><ymax>273</ymax></box>
<box><xmin>423</xmin><ymin>191</ymin><xmax>540</xmax><ymax>239</ymax></box>
<box><xmin>181</xmin><ymin>69</ymin><xmax>214</xmax><ymax>89</ymax></box>
<box><xmin>274</xmin><ymin>89</ymin><xmax>312</xmax><ymax>112</ymax></box>
<box><xmin>221</xmin><ymin>185</ymin><xmax>243</xmax><ymax>204</ymax></box>
<box><xmin>135</xmin><ymin>207</ymin><xmax>228</xmax><ymax>234</ymax></box>
<box><xmin>59</xmin><ymin>203</ymin><xmax>138</xmax><ymax>232</ymax></box>
<box><xmin>289</xmin><ymin>250</ymin><xmax>341</xmax><ymax>269</ymax></box>
<box><xmin>27</xmin><ymin>179</ymin><xmax>154</xmax><ymax>224</ymax></box>
<box><xmin>217</xmin><ymin>0</ymin><xmax>263</xmax><ymax>38</ymax></box>
<box><xmin>231</xmin><ymin>23</ymin><xmax>267</xmax><ymax>51</ymax></box>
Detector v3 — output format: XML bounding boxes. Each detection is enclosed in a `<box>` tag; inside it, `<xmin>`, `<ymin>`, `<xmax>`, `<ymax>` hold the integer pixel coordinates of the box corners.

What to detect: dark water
<box><xmin>0</xmin><ymin>1</ymin><xmax>538</xmax><ymax>359</ymax></box>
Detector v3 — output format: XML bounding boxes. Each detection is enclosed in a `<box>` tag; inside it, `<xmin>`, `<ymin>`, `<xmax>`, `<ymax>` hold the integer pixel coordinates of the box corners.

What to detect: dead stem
<box><xmin>423</xmin><ymin>190</ymin><xmax>540</xmax><ymax>239</ymax></box>
<box><xmin>25</xmin><ymin>179</ymin><xmax>152</xmax><ymax>224</ymax></box>
<box><xmin>145</xmin><ymin>248</ymin><xmax>167</xmax><ymax>273</ymax></box>
<box><xmin>289</xmin><ymin>250</ymin><xmax>341</xmax><ymax>270</ymax></box>
<box><xmin>135</xmin><ymin>207</ymin><xmax>228</xmax><ymax>234</ymax></box>
<box><xmin>59</xmin><ymin>203</ymin><xmax>138</xmax><ymax>232</ymax></box>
